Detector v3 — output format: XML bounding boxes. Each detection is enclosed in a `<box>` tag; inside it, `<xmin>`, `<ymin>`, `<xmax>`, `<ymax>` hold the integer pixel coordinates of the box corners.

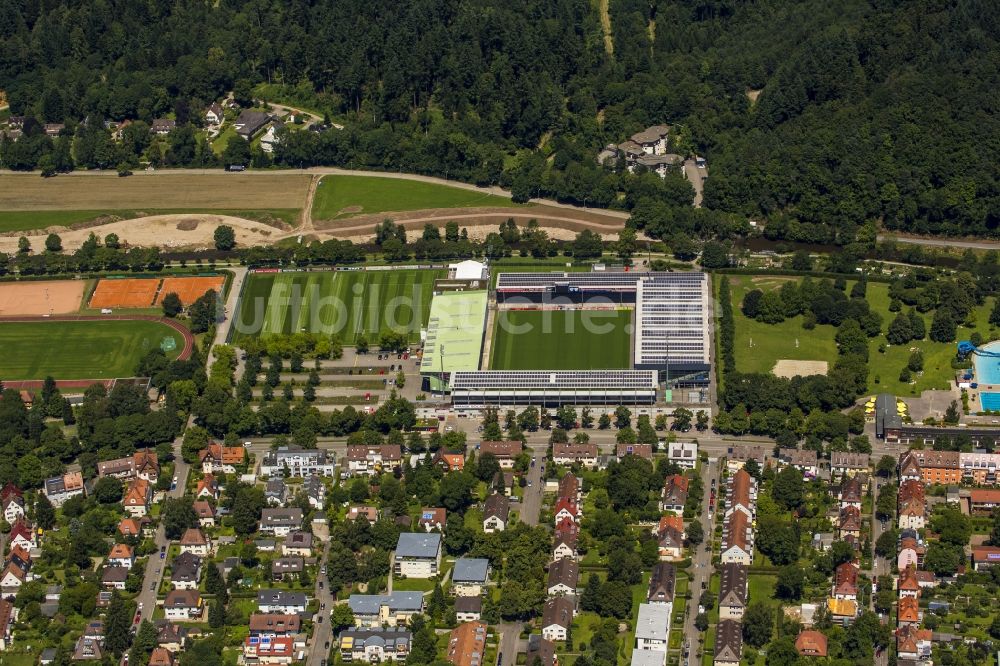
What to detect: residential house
<box><xmin>720</xmin><ymin>511</ymin><xmax>752</xmax><ymax>565</ymax></box>
<box><xmin>667</xmin><ymin>441</ymin><xmax>697</xmax><ymax>469</ymax></box>
<box><xmin>552</xmin><ymin>527</ymin><xmax>579</xmax><ymax>561</ymax></box>
<box><xmin>659</xmin><ymin>475</ymin><xmax>689</xmax><ymax>514</ymax></box>
<box><xmin>832</xmin><ymin>562</ymin><xmax>858</xmax><ymax>601</ymax></box>
<box><xmin>526</xmin><ymin>636</ymin><xmax>557</xmax><ymax>666</ymax></box>
<box><xmin>344</xmin><ymin>444</ymin><xmax>403</xmax><ymax>477</ymax></box>
<box><xmin>283</xmin><ymin>531</ymin><xmax>313</xmax><ymax>557</ymax></box>
<box><xmin>446</xmin><ymin>621</ymin><xmax>487</xmax><ymax>666</ymax></box>
<box><xmin>43</xmin><ymin>471</ymin><xmax>84</xmax><ymax>507</ymax></box>
<box><xmin>794</xmin><ymin>630</ymin><xmax>828</xmax><ymax>657</ymax></box>
<box><xmin>2</xmin><ymin>493</ymin><xmax>24</xmax><ymax>524</ymax></box>
<box><xmin>455</xmin><ymin>596</ymin><xmax>483</xmax><ymax>623</ymax></box>
<box><xmin>546</xmin><ymin>558</ymin><xmax>579</xmax><ymax>597</ymax></box>
<box><xmin>634</xmin><ymin>603</ymin><xmax>670</xmax><ymax>652</ymax></box>
<box><xmin>896</xmin><ymin>625</ymin><xmax>932</xmax><ymax>662</ymax></box>
<box><xmin>971</xmin><ymin>545</ymin><xmax>1000</xmax><ymax>570</ymax></box>
<box><xmin>196</xmin><ymin>474</ymin><xmax>220</xmax><ymax>500</ymax></box>
<box><xmin>778</xmin><ymin>448</ymin><xmax>819</xmax><ymax>478</ymax></box>
<box><xmin>837</xmin><ymin>506</ymin><xmax>862</xmax><ymax>542</ymax></box>
<box><xmin>260</xmin><ymin>446</ymin><xmax>336</xmax><ymax>477</ymax></box>
<box><xmin>233</xmin><ymin>110</ymin><xmax>273</xmax><ymax>139</ymax></box>
<box><xmin>726</xmin><ymin>445</ymin><xmax>766</xmax><ymax>472</ymax></box>
<box><xmin>1</xmin><ymin>559</ymin><xmax>27</xmax><ymax>592</ymax></box>
<box><xmin>73</xmin><ymin>636</ymin><xmax>104</xmax><ymax>661</ymax></box>
<box><xmin>970</xmin><ymin>488</ymin><xmax>1000</xmax><ymax>515</ymax></box>
<box><xmin>171</xmin><ymin>552</ymin><xmax>202</xmax><ymax>590</ymax></box>
<box><xmin>719</xmin><ymin>564</ymin><xmax>747</xmax><ymax>620</ymax></box>
<box><xmin>726</xmin><ymin>469</ymin><xmax>755</xmax><ymax>519</ymax></box>
<box><xmin>205</xmin><ymin>103</ymin><xmax>224</xmax><ymax>125</ymax></box>
<box><xmin>713</xmin><ymin>619</ymin><xmax>743</xmax><ymax>666</ymax></box>
<box><xmin>482</xmin><ymin>494</ymin><xmax>510</xmax><ymax>533</ymax></box>
<box><xmin>8</xmin><ymin>520</ymin><xmax>35</xmax><ymax>551</ymax></box>
<box><xmin>155</xmin><ymin>621</ymin><xmax>189</xmax><ymax>652</ymax></box>
<box><xmin>654</xmin><ymin>515</ymin><xmax>684</xmax><ymax>538</ymax></box>
<box><xmin>243</xmin><ymin>635</ymin><xmax>294</xmax><ymax>664</ymax></box>
<box><xmin>123</xmin><ymin>478</ymin><xmax>152</xmax><ymax>517</ymax></box>
<box><xmin>436</xmin><ymin>451</ymin><xmax>466</xmax><ymax>472</ymax></box>
<box><xmin>905</xmin><ymin>450</ymin><xmax>961</xmax><ymax>485</ymax></box>
<box><xmin>179</xmin><ymin>528</ymin><xmax>211</xmax><ymax>557</ymax></box>
<box><xmin>418</xmin><ymin>507</ymin><xmax>447</xmax><ymax>532</ymax></box>
<box><xmin>898</xmin><ymin>500</ymin><xmax>926</xmax><ymax>530</ymax></box>
<box><xmin>348</xmin><ymin>593</ymin><xmax>424</xmax><ymax>628</ymax></box>
<box><xmin>149</xmin><ymin>648</ymin><xmax>175</xmax><ymax>666</ymax></box>
<box><xmin>199</xmin><ymin>443</ymin><xmax>245</xmax><ymax>474</ymax></box>
<box><xmin>553</xmin><ymin>498</ymin><xmax>580</xmax><ymax>525</ymax></box>
<box><xmin>897</xmin><ymin>537</ymin><xmax>923</xmax><ymax>571</ymax></box>
<box><xmin>452</xmin><ymin>558</ymin><xmax>490</xmax><ymax>597</ymax></box>
<box><xmin>193</xmin><ymin>501</ymin><xmax>216</xmax><ymax>527</ymax></box>
<box><xmin>558</xmin><ymin>474</ymin><xmax>580</xmax><ymax>501</ymax></box>
<box><xmin>118</xmin><ymin>517</ymin><xmax>143</xmax><ymax>537</ymax></box>
<box><xmin>249</xmin><ymin>613</ymin><xmax>302</xmax><ymax>637</ymax></box>
<box><xmin>394</xmin><ymin>533</ymin><xmax>442</xmax><ymax>578</ymax></box>
<box><xmin>339</xmin><ymin>628</ymin><xmax>411</xmax><ymax>662</ymax></box>
<box><xmin>0</xmin><ymin>599</ymin><xmax>15</xmax><ymax>650</ymax></box>
<box><xmin>347</xmin><ymin>506</ymin><xmax>380</xmax><ymax>523</ymax></box>
<box><xmin>98</xmin><ymin>450</ymin><xmax>159</xmax><ymax>482</ymax></box>
<box><xmin>898</xmin><ymin>452</ymin><xmax>922</xmax><ymax>482</ymax></box>
<box><xmin>898</xmin><ymin>596</ymin><xmax>921</xmax><ymax>626</ymax></box>
<box><xmin>647</xmin><ymin>562</ymin><xmax>676</xmax><ymax>606</ymax></box>
<box><xmin>259</xmin><ymin>508</ymin><xmax>303</xmax><ymax>537</ymax></box>
<box><xmin>898</xmin><ymin>565</ymin><xmax>921</xmax><ymax>599</ymax></box>
<box><xmin>163</xmin><ymin>590</ymin><xmax>203</xmax><ymax>621</ymax></box>
<box><xmin>657</xmin><ymin>524</ymin><xmax>684</xmax><ymax>560</ymax></box>
<box><xmin>305</xmin><ymin>474</ymin><xmax>326</xmax><ymax>509</ymax></box>
<box><xmin>100</xmin><ymin>566</ymin><xmax>128</xmax><ymax>590</ymax></box>
<box><xmin>616</xmin><ymin>443</ymin><xmax>653</xmax><ymax>461</ymax></box>
<box><xmin>541</xmin><ymin>597</ymin><xmax>574</xmax><ymax>641</ymax></box>
<box><xmin>108</xmin><ymin>543</ymin><xmax>135</xmax><ymax>568</ymax></box>
<box><xmin>151</xmin><ymin>119</ymin><xmax>176</xmax><ymax>135</ymax></box>
<box><xmin>257</xmin><ymin>590</ymin><xmax>308</xmax><ymax>615</ymax></box>
<box><xmin>271</xmin><ymin>557</ymin><xmax>304</xmax><ymax>582</ymax></box>
<box><xmin>552</xmin><ymin>443</ymin><xmax>598</xmax><ymax>467</ymax></box>
<box><xmin>265</xmin><ymin>477</ymin><xmax>287</xmax><ymax>506</ymax></box>
<box><xmin>838</xmin><ymin>477</ymin><xmax>863</xmax><ymax>510</ymax></box>
<box><xmin>479</xmin><ymin>441</ymin><xmax>523</xmax><ymax>468</ymax></box>
<box><xmin>830</xmin><ymin>452</ymin><xmax>870</xmax><ymax>478</ymax></box>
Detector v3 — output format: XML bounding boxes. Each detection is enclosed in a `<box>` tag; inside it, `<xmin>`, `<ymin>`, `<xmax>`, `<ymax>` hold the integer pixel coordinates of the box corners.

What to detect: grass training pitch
<box><xmin>0</xmin><ymin>320</ymin><xmax>184</xmax><ymax>380</ymax></box>
<box><xmin>311</xmin><ymin>175</ymin><xmax>518</xmax><ymax>220</ymax></box>
<box><xmin>490</xmin><ymin>309</ymin><xmax>632</xmax><ymax>370</ymax></box>
<box><xmin>233</xmin><ymin>269</ymin><xmax>444</xmax><ymax>344</ymax></box>
<box><xmin>724</xmin><ymin>275</ymin><xmax>998</xmax><ymax>396</ymax></box>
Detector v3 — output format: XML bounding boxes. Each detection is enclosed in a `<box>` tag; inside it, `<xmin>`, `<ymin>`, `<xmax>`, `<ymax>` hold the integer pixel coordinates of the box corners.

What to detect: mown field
<box><xmin>0</xmin><ymin>320</ymin><xmax>183</xmax><ymax>379</ymax></box>
<box><xmin>232</xmin><ymin>269</ymin><xmax>443</xmax><ymax>344</ymax></box>
<box><xmin>0</xmin><ymin>173</ymin><xmax>309</xmax><ymax>231</ymax></box>
<box><xmin>311</xmin><ymin>175</ymin><xmax>518</xmax><ymax>220</ymax></box>
<box><xmin>723</xmin><ymin>274</ymin><xmax>998</xmax><ymax>396</ymax></box>
<box><xmin>490</xmin><ymin>309</ymin><xmax>632</xmax><ymax>370</ymax></box>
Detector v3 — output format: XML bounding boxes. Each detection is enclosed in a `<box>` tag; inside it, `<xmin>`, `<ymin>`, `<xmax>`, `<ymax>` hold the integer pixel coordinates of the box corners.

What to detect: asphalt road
<box><xmin>135</xmin><ymin>438</ymin><xmax>192</xmax><ymax>622</ymax></box>
<box><xmin>307</xmin><ymin>540</ymin><xmax>335</xmax><ymax>666</ymax></box>
<box><xmin>682</xmin><ymin>458</ymin><xmax>718</xmax><ymax>664</ymax></box>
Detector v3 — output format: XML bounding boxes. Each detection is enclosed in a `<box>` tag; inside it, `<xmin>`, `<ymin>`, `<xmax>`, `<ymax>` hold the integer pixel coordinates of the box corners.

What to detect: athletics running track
<box><xmin>0</xmin><ymin>314</ymin><xmax>195</xmax><ymax>391</ymax></box>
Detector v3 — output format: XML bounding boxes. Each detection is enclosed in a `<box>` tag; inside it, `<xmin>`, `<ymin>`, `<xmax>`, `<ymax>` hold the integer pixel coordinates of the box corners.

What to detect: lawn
<box><xmin>722</xmin><ymin>275</ymin><xmax>996</xmax><ymax>396</ymax></box>
<box><xmin>232</xmin><ymin>269</ymin><xmax>443</xmax><ymax>344</ymax></box>
<box><xmin>0</xmin><ymin>319</ymin><xmax>183</xmax><ymax>379</ymax></box>
<box><xmin>490</xmin><ymin>309</ymin><xmax>632</xmax><ymax>370</ymax></box>
<box><xmin>747</xmin><ymin>573</ymin><xmax>776</xmax><ymax>605</ymax></box>
<box><xmin>311</xmin><ymin>175</ymin><xmax>518</xmax><ymax>220</ymax></box>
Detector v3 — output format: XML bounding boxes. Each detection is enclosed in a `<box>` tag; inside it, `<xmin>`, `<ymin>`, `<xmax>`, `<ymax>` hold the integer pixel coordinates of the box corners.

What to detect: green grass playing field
<box><xmin>0</xmin><ymin>209</ymin><xmax>300</xmax><ymax>233</ymax></box>
<box><xmin>311</xmin><ymin>175</ymin><xmax>518</xmax><ymax>220</ymax></box>
<box><xmin>490</xmin><ymin>309</ymin><xmax>632</xmax><ymax>370</ymax></box>
<box><xmin>0</xmin><ymin>320</ymin><xmax>183</xmax><ymax>380</ymax></box>
<box><xmin>723</xmin><ymin>275</ymin><xmax>998</xmax><ymax>396</ymax></box>
<box><xmin>233</xmin><ymin>269</ymin><xmax>444</xmax><ymax>344</ymax></box>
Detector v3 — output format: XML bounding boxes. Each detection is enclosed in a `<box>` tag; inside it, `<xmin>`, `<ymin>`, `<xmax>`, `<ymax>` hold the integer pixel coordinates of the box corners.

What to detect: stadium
<box><xmin>419</xmin><ymin>264</ymin><xmax>712</xmax><ymax>407</ymax></box>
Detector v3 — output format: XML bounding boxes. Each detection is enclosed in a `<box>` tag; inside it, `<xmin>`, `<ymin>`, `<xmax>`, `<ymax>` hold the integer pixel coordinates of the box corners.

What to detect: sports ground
<box><xmin>0</xmin><ymin>280</ymin><xmax>85</xmax><ymax>315</ymax></box>
<box><xmin>490</xmin><ymin>309</ymin><xmax>632</xmax><ymax>370</ymax></box>
<box><xmin>233</xmin><ymin>269</ymin><xmax>444</xmax><ymax>344</ymax></box>
<box><xmin>89</xmin><ymin>275</ymin><xmax>223</xmax><ymax>309</ymax></box>
<box><xmin>0</xmin><ymin>319</ymin><xmax>185</xmax><ymax>380</ymax></box>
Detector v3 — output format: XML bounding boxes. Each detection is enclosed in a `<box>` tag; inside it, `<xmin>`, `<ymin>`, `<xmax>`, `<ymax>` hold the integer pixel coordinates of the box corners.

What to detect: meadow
<box><xmin>490</xmin><ymin>309</ymin><xmax>632</xmax><ymax>370</ymax></box>
<box><xmin>311</xmin><ymin>175</ymin><xmax>518</xmax><ymax>220</ymax></box>
<box><xmin>0</xmin><ymin>320</ymin><xmax>183</xmax><ymax>380</ymax></box>
<box><xmin>232</xmin><ymin>269</ymin><xmax>443</xmax><ymax>344</ymax></box>
<box><xmin>723</xmin><ymin>274</ymin><xmax>997</xmax><ymax>396</ymax></box>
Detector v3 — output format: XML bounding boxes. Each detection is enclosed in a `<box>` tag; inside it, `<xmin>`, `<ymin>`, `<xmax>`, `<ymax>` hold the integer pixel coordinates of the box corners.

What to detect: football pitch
<box><xmin>0</xmin><ymin>320</ymin><xmax>183</xmax><ymax>380</ymax></box>
<box><xmin>490</xmin><ymin>309</ymin><xmax>632</xmax><ymax>370</ymax></box>
<box><xmin>233</xmin><ymin>269</ymin><xmax>444</xmax><ymax>344</ymax></box>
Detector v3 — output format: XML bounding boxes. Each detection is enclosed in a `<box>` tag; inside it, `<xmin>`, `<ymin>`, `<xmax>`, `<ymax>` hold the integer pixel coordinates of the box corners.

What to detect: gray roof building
<box><xmin>635</xmin><ymin>603</ymin><xmax>670</xmax><ymax>642</ymax></box>
<box><xmin>395</xmin><ymin>532</ymin><xmax>442</xmax><ymax>559</ymax></box>
<box><xmin>348</xmin><ymin>592</ymin><xmax>424</xmax><ymax>616</ymax></box>
<box><xmin>452</xmin><ymin>558</ymin><xmax>490</xmax><ymax>584</ymax></box>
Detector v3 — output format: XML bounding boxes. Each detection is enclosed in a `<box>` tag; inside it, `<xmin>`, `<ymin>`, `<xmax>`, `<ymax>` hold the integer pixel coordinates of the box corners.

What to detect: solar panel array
<box><xmin>451</xmin><ymin>370</ymin><xmax>658</xmax><ymax>390</ymax></box>
<box><xmin>634</xmin><ymin>274</ymin><xmax>710</xmax><ymax>367</ymax></box>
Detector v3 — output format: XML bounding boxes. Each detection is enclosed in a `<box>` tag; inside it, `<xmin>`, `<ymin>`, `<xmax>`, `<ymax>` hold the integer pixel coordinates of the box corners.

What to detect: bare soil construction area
<box><xmin>0</xmin><ymin>172</ymin><xmax>311</xmax><ymax>211</ymax></box>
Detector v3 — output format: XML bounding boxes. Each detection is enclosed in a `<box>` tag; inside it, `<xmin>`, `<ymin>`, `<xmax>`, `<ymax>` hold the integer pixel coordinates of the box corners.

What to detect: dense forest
<box><xmin>2</xmin><ymin>0</ymin><xmax>1000</xmax><ymax>241</ymax></box>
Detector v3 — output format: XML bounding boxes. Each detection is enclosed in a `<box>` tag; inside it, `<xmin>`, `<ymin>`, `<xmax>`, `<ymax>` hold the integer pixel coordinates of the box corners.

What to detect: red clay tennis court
<box><xmin>156</xmin><ymin>276</ymin><xmax>225</xmax><ymax>305</ymax></box>
<box><xmin>89</xmin><ymin>278</ymin><xmax>161</xmax><ymax>309</ymax></box>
